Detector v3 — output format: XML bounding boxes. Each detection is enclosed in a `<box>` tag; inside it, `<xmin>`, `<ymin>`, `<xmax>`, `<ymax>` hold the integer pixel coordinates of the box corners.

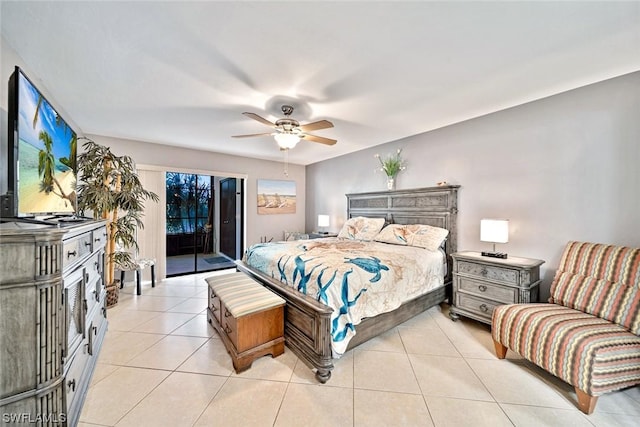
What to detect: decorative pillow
<box><xmin>337</xmin><ymin>217</ymin><xmax>385</xmax><ymax>241</ymax></box>
<box><xmin>375</xmin><ymin>224</ymin><xmax>448</xmax><ymax>251</ymax></box>
<box><xmin>374</xmin><ymin>224</ymin><xmax>411</xmax><ymax>246</ymax></box>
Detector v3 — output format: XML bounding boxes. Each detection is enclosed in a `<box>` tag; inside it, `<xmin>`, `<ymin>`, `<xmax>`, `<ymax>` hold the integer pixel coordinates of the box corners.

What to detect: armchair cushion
<box><xmin>492</xmin><ymin>303</ymin><xmax>640</xmax><ymax>397</ymax></box>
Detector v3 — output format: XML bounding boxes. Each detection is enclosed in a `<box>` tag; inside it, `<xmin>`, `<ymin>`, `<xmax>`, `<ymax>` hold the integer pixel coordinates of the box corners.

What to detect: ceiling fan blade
<box><xmin>301</xmin><ymin>134</ymin><xmax>337</xmax><ymax>146</ymax></box>
<box><xmin>232</xmin><ymin>132</ymin><xmax>273</xmax><ymax>138</ymax></box>
<box><xmin>242</xmin><ymin>112</ymin><xmax>276</xmax><ymax>127</ymax></box>
<box><xmin>299</xmin><ymin>120</ymin><xmax>334</xmax><ymax>132</ymax></box>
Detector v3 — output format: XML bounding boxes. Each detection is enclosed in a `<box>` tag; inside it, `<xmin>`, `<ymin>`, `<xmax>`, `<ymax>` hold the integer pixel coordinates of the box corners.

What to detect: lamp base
<box><xmin>481</xmin><ymin>251</ymin><xmax>508</xmax><ymax>259</ymax></box>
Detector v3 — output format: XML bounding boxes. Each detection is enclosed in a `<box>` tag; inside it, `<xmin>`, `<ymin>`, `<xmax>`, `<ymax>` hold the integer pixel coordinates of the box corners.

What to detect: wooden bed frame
<box><xmin>236</xmin><ymin>185</ymin><xmax>460</xmax><ymax>383</ymax></box>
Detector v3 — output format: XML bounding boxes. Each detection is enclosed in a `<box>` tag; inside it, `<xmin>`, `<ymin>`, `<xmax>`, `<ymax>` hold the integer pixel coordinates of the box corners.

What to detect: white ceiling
<box><xmin>2</xmin><ymin>1</ymin><xmax>639</xmax><ymax>165</ymax></box>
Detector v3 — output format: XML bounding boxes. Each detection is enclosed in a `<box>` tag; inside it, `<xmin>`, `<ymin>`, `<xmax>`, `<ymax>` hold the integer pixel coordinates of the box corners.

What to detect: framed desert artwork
<box><xmin>257</xmin><ymin>179</ymin><xmax>296</xmax><ymax>214</ymax></box>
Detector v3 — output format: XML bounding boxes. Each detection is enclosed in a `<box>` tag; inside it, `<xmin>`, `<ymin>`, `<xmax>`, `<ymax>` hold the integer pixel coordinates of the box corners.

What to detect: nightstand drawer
<box><xmin>457</xmin><ymin>260</ymin><xmax>518</xmax><ymax>285</ymax></box>
<box><xmin>455</xmin><ymin>277</ymin><xmax>516</xmax><ymax>304</ymax></box>
<box><xmin>455</xmin><ymin>293</ymin><xmax>500</xmax><ymax>320</ymax></box>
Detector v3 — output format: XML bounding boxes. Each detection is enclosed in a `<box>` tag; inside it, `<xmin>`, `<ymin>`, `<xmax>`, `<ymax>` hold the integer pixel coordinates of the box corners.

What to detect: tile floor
<box><xmin>80</xmin><ymin>272</ymin><xmax>640</xmax><ymax>427</ymax></box>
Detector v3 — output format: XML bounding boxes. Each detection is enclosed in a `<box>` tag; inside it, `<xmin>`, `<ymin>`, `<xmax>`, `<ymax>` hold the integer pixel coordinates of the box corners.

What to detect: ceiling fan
<box><xmin>232</xmin><ymin>105</ymin><xmax>337</xmax><ymax>149</ymax></box>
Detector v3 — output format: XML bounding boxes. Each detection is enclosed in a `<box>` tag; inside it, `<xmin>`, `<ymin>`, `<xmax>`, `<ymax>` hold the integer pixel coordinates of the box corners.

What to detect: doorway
<box><xmin>165</xmin><ymin>172</ymin><xmax>244</xmax><ymax>277</ymax></box>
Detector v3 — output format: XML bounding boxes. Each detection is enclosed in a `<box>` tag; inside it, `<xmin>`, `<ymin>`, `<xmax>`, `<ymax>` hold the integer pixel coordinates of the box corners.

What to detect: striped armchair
<box><xmin>491</xmin><ymin>242</ymin><xmax>640</xmax><ymax>414</ymax></box>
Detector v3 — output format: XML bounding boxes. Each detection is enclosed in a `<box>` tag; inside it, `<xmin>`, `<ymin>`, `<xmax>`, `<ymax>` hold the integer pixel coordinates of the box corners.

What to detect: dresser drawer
<box><xmin>64</xmin><ymin>347</ymin><xmax>89</xmax><ymax>412</ymax></box>
<box><xmin>455</xmin><ymin>293</ymin><xmax>500</xmax><ymax>321</ymax></box>
<box><xmin>92</xmin><ymin>227</ymin><xmax>108</xmax><ymax>250</ymax></box>
<box><xmin>85</xmin><ymin>252</ymin><xmax>103</xmax><ymax>287</ymax></box>
<box><xmin>457</xmin><ymin>260</ymin><xmax>518</xmax><ymax>285</ymax></box>
<box><xmin>63</xmin><ymin>233</ymin><xmax>93</xmax><ymax>270</ymax></box>
<box><xmin>86</xmin><ymin>305</ymin><xmax>107</xmax><ymax>356</ymax></box>
<box><xmin>455</xmin><ymin>276</ymin><xmax>516</xmax><ymax>304</ymax></box>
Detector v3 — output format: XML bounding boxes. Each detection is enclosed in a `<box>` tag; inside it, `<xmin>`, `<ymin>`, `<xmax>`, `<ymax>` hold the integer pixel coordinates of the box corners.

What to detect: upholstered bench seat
<box><xmin>492</xmin><ymin>303</ymin><xmax>640</xmax><ymax>396</ymax></box>
<box><xmin>206</xmin><ymin>272</ymin><xmax>285</xmax><ymax>372</ymax></box>
<box><xmin>208</xmin><ymin>275</ymin><xmax>285</xmax><ymax>318</ymax></box>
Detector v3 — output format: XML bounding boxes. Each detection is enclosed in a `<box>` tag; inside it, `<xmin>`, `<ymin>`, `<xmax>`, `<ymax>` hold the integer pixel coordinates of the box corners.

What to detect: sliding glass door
<box><xmin>165</xmin><ymin>172</ymin><xmax>236</xmax><ymax>276</ymax></box>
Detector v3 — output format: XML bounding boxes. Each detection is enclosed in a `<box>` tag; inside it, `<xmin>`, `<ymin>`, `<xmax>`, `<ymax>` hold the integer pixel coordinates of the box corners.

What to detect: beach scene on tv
<box><xmin>17</xmin><ymin>71</ymin><xmax>77</xmax><ymax>215</ymax></box>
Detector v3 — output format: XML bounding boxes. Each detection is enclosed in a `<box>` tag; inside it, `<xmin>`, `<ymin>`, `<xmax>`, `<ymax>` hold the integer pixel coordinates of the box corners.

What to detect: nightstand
<box><xmin>450</xmin><ymin>251</ymin><xmax>544</xmax><ymax>325</ymax></box>
<box><xmin>308</xmin><ymin>232</ymin><xmax>338</xmax><ymax>239</ymax></box>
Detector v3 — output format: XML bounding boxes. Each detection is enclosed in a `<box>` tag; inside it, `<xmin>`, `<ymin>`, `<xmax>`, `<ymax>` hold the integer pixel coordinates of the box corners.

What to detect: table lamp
<box><xmin>480</xmin><ymin>219</ymin><xmax>509</xmax><ymax>259</ymax></box>
<box><xmin>318</xmin><ymin>215</ymin><xmax>330</xmax><ymax>234</ymax></box>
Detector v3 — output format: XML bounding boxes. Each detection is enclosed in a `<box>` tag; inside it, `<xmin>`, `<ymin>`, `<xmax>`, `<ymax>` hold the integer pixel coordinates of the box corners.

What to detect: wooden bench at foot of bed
<box><xmin>206</xmin><ymin>272</ymin><xmax>286</xmax><ymax>373</ymax></box>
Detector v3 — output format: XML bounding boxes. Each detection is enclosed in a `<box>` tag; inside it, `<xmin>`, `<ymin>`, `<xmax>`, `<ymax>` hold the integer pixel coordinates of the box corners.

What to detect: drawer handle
<box><xmin>224</xmin><ymin>325</ymin><xmax>232</xmax><ymax>334</ymax></box>
<box><xmin>94</xmin><ymin>237</ymin><xmax>101</xmax><ymax>242</ymax></box>
<box><xmin>479</xmin><ymin>303</ymin><xmax>489</xmax><ymax>313</ymax></box>
<box><xmin>478</xmin><ymin>285</ymin><xmax>487</xmax><ymax>292</ymax></box>
<box><xmin>67</xmin><ymin>250</ymin><xmax>77</xmax><ymax>258</ymax></box>
<box><xmin>84</xmin><ymin>241</ymin><xmax>92</xmax><ymax>247</ymax></box>
<box><xmin>480</xmin><ymin>268</ymin><xmax>488</xmax><ymax>277</ymax></box>
<box><xmin>224</xmin><ymin>309</ymin><xmax>232</xmax><ymax>318</ymax></box>
<box><xmin>67</xmin><ymin>379</ymin><xmax>76</xmax><ymax>392</ymax></box>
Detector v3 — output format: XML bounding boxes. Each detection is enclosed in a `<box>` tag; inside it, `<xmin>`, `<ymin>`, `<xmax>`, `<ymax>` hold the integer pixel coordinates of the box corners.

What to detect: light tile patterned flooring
<box><xmin>80</xmin><ymin>272</ymin><xmax>640</xmax><ymax>426</ymax></box>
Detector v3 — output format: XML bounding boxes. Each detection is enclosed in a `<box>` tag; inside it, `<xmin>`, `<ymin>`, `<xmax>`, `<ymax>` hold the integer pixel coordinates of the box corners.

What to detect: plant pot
<box><xmin>106</xmin><ymin>282</ymin><xmax>120</xmax><ymax>307</ymax></box>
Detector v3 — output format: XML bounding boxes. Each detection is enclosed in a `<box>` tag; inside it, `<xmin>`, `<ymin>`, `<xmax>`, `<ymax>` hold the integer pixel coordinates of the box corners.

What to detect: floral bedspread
<box><xmin>244</xmin><ymin>237</ymin><xmax>444</xmax><ymax>356</ymax></box>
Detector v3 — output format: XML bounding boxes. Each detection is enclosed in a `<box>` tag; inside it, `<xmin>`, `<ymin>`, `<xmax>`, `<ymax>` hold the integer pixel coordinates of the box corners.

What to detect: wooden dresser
<box><xmin>450</xmin><ymin>251</ymin><xmax>544</xmax><ymax>325</ymax></box>
<box><xmin>0</xmin><ymin>219</ymin><xmax>108</xmax><ymax>426</ymax></box>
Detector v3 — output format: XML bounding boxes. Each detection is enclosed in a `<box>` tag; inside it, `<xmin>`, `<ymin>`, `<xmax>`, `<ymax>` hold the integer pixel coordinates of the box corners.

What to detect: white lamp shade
<box><xmin>274</xmin><ymin>133</ymin><xmax>300</xmax><ymax>149</ymax></box>
<box><xmin>480</xmin><ymin>219</ymin><xmax>509</xmax><ymax>243</ymax></box>
<box><xmin>318</xmin><ymin>215</ymin><xmax>330</xmax><ymax>228</ymax></box>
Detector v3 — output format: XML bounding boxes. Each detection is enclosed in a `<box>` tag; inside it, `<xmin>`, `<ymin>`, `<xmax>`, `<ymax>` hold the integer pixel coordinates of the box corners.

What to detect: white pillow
<box><xmin>337</xmin><ymin>216</ymin><xmax>385</xmax><ymax>241</ymax></box>
<box><xmin>375</xmin><ymin>224</ymin><xmax>448</xmax><ymax>251</ymax></box>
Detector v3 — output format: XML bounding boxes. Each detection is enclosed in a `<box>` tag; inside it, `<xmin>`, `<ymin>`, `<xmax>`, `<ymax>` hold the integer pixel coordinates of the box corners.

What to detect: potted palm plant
<box><xmin>76</xmin><ymin>138</ymin><xmax>159</xmax><ymax>306</ymax></box>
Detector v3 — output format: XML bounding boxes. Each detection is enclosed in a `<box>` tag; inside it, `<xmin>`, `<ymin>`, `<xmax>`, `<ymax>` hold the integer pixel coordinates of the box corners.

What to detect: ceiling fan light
<box><xmin>274</xmin><ymin>133</ymin><xmax>300</xmax><ymax>149</ymax></box>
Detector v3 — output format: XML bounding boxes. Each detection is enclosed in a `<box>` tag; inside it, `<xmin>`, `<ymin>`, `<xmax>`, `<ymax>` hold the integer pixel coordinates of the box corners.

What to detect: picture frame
<box><xmin>257</xmin><ymin>179</ymin><xmax>296</xmax><ymax>215</ymax></box>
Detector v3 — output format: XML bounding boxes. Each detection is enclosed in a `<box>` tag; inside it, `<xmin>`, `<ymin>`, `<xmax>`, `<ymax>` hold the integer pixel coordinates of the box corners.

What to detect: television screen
<box><xmin>8</xmin><ymin>67</ymin><xmax>77</xmax><ymax>216</ymax></box>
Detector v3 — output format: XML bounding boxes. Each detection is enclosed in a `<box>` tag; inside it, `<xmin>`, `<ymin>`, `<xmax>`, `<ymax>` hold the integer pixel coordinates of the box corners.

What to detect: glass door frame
<box><xmin>165</xmin><ymin>171</ymin><xmax>244</xmax><ymax>277</ymax></box>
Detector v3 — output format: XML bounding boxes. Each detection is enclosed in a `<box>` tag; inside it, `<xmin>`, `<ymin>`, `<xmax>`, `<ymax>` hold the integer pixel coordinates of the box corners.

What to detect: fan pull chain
<box><xmin>283</xmin><ymin>148</ymin><xmax>289</xmax><ymax>176</ymax></box>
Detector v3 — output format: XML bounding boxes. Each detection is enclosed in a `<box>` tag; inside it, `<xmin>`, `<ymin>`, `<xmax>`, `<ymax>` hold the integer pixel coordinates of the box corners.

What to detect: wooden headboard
<box><xmin>346</xmin><ymin>185</ymin><xmax>460</xmax><ymax>282</ymax></box>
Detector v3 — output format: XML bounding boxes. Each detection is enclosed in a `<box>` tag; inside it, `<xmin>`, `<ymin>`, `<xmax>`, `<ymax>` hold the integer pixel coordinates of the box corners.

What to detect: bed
<box><xmin>236</xmin><ymin>185</ymin><xmax>459</xmax><ymax>382</ymax></box>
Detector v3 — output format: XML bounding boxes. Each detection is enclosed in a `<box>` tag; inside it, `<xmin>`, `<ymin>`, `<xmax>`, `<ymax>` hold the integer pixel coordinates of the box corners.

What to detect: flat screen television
<box><xmin>7</xmin><ymin>66</ymin><xmax>77</xmax><ymax>217</ymax></box>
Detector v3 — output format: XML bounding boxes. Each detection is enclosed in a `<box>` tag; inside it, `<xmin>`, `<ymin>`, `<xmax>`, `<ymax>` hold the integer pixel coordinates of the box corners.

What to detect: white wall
<box><xmin>1</xmin><ymin>35</ymin><xmax>306</xmax><ymax>247</ymax></box>
<box><xmin>306</xmin><ymin>72</ymin><xmax>640</xmax><ymax>299</ymax></box>
<box><xmin>86</xmin><ymin>134</ymin><xmax>306</xmax><ymax>249</ymax></box>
